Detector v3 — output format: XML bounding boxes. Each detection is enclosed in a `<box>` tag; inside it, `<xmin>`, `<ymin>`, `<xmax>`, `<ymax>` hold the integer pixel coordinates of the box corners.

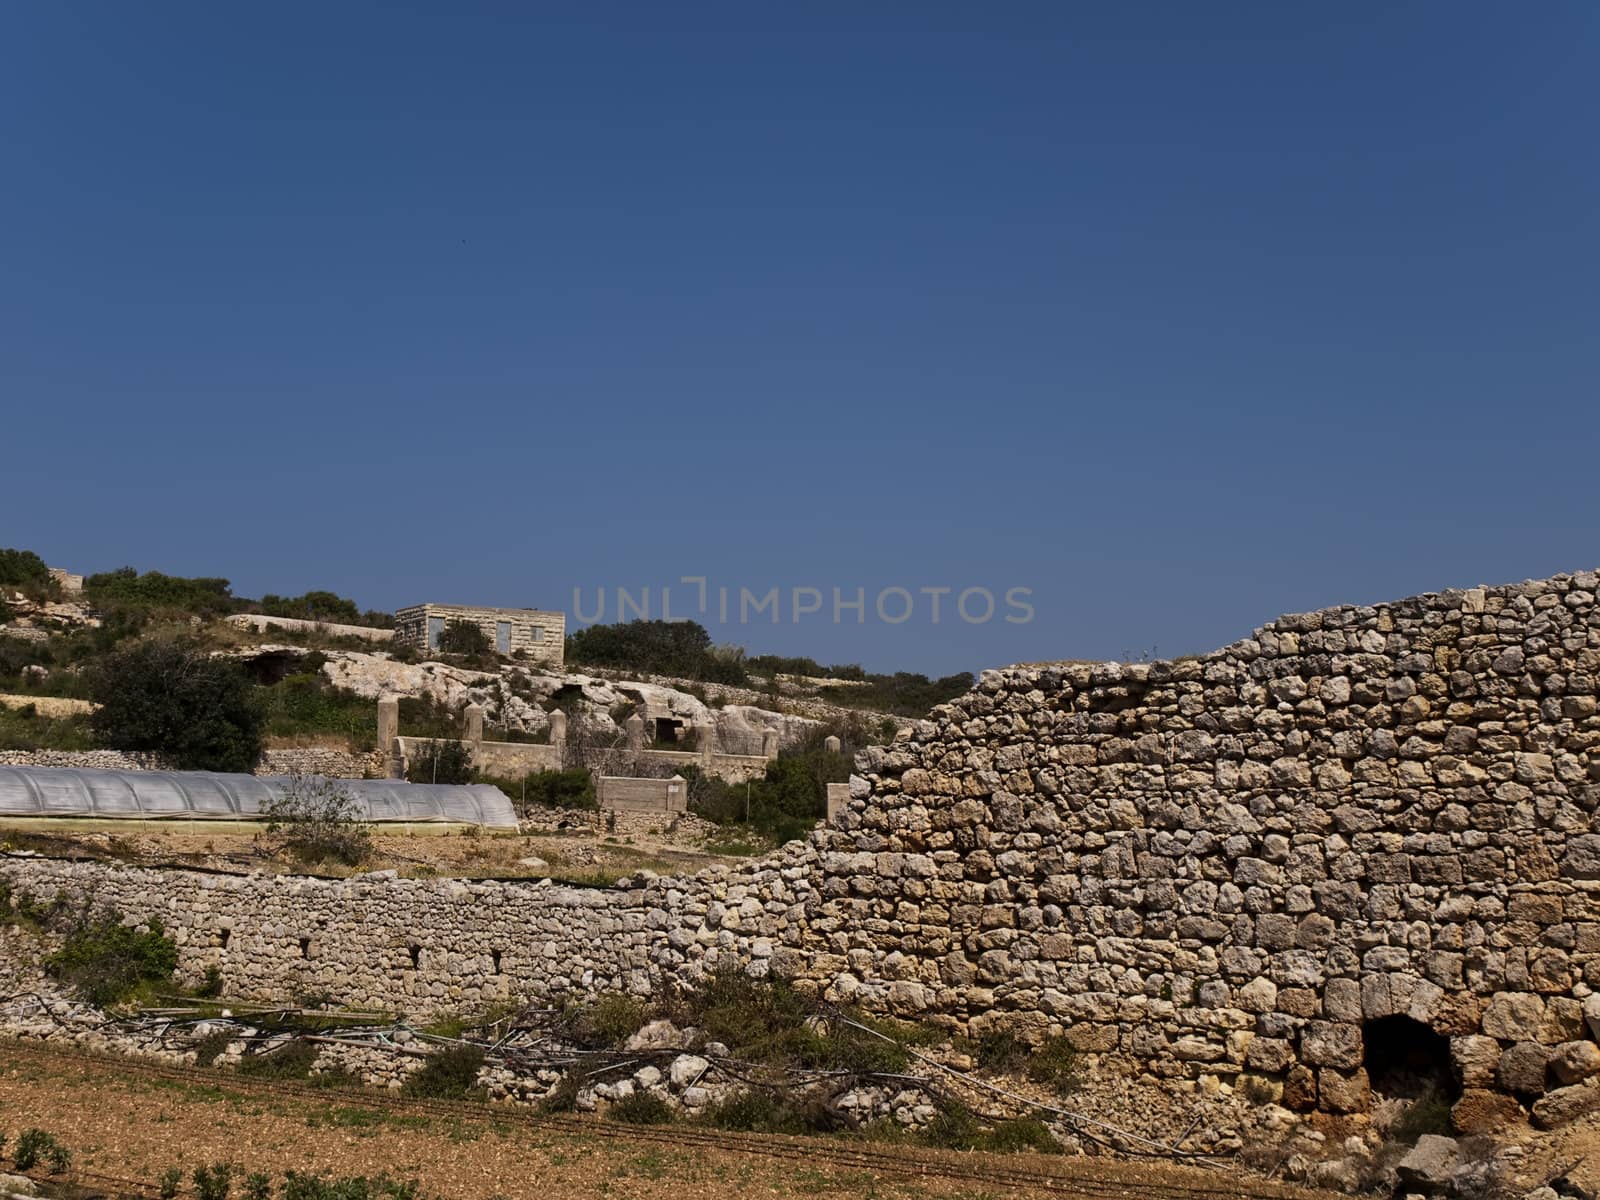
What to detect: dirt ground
<box><xmin>0</xmin><ymin>1046</ymin><xmax>1336</xmax><ymax>1200</ymax></box>
<box><xmin>0</xmin><ymin>817</ymin><xmax>748</xmax><ymax>884</ymax></box>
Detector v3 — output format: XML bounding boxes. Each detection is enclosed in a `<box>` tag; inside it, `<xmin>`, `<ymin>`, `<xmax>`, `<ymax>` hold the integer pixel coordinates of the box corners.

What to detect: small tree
<box><xmin>261</xmin><ymin>771</ymin><xmax>372</xmax><ymax>866</ymax></box>
<box><xmin>436</xmin><ymin>619</ymin><xmax>491</xmax><ymax>656</ymax></box>
<box><xmin>90</xmin><ymin>640</ymin><xmax>264</xmax><ymax>772</ymax></box>
<box><xmin>405</xmin><ymin>739</ymin><xmax>474</xmax><ymax>785</ymax></box>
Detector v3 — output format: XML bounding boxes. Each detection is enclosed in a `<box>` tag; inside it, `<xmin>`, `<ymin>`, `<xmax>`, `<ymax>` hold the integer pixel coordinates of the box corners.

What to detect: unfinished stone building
<box><xmin>394</xmin><ymin>602</ymin><xmax>565</xmax><ymax>668</ymax></box>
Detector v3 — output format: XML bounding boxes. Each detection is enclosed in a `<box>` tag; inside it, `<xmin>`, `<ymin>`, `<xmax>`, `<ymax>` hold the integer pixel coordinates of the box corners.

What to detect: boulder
<box><xmin>1317</xmin><ymin>1067</ymin><xmax>1370</xmax><ymax>1113</ymax></box>
<box><xmin>625</xmin><ymin>1019</ymin><xmax>686</xmax><ymax>1051</ymax></box>
<box><xmin>1499</xmin><ymin>1042</ymin><xmax>1552</xmax><ymax>1096</ymax></box>
<box><xmin>1451</xmin><ymin>1089</ymin><xmax>1524</xmax><ymax>1136</ymax></box>
<box><xmin>1396</xmin><ymin>1135</ymin><xmax>1460</xmax><ymax>1193</ymax></box>
<box><xmin>1550</xmin><ymin>1040</ymin><xmax>1600</xmax><ymax>1085</ymax></box>
<box><xmin>1532</xmin><ymin>1080</ymin><xmax>1600</xmax><ymax>1130</ymax></box>
<box><xmin>669</xmin><ymin>1054</ymin><xmax>710</xmax><ymax>1088</ymax></box>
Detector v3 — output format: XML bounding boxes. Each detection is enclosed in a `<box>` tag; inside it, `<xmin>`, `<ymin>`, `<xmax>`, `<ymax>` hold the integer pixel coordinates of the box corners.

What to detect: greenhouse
<box><xmin>0</xmin><ymin>765</ymin><xmax>517</xmax><ymax>828</ymax></box>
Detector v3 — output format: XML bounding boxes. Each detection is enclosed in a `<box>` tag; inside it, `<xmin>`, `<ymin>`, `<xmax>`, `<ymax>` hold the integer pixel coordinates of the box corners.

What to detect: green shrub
<box><xmin>260</xmin><ymin>674</ymin><xmax>376</xmax><ymax>747</ymax></box>
<box><xmin>159</xmin><ymin>1167</ymin><xmax>183</xmax><ymax>1199</ymax></box>
<box><xmin>704</xmin><ymin>1089</ymin><xmax>839</xmax><ymax>1135</ymax></box>
<box><xmin>920</xmin><ymin>1105</ymin><xmax>984</xmax><ymax>1150</ymax></box>
<box><xmin>1026</xmin><ymin>1036</ymin><xmax>1083</xmax><ymax>1096</ymax></box>
<box><xmin>261</xmin><ymin>772</ymin><xmax>372</xmax><ymax>866</ymax></box>
<box><xmin>517</xmin><ymin>768</ymin><xmax>596</xmax><ymax>812</ymax></box>
<box><xmin>985</xmin><ymin>1117</ymin><xmax>1062</xmax><ymax>1154</ymax></box>
<box><xmin>279</xmin><ymin>1173</ymin><xmax>429</xmax><ymax>1200</ymax></box>
<box><xmin>194</xmin><ymin>1029</ymin><xmax>236</xmax><ymax>1067</ymax></box>
<box><xmin>89</xmin><ymin>639</ymin><xmax>263</xmax><ymax>772</ymax></box>
<box><xmin>237</xmin><ymin>1038</ymin><xmax>320</xmax><ymax>1080</ymax></box>
<box><xmin>244</xmin><ymin>1173</ymin><xmax>273</xmax><ymax>1200</ymax></box>
<box><xmin>565</xmin><ymin>619</ymin><xmax>748</xmax><ymax>684</ymax></box>
<box><xmin>539</xmin><ymin>1073</ymin><xmax>580</xmax><ymax>1113</ymax></box>
<box><xmin>257</xmin><ymin>591</ymin><xmax>390</xmax><ymax>629</ymax></box>
<box><xmin>975</xmin><ymin>1029</ymin><xmax>1030</xmax><ymax>1073</ymax></box>
<box><xmin>401</xmin><ymin>1044</ymin><xmax>485</xmax><ymax>1099</ymax></box>
<box><xmin>84</xmin><ymin>566</ymin><xmax>237</xmax><ymax>615</ymax></box>
<box><xmin>573</xmin><ymin>991</ymin><xmax>649</xmax><ymax>1047</ymax></box>
<box><xmin>0</xmin><ymin>704</ymin><xmax>95</xmax><ymax>752</ymax></box>
<box><xmin>609</xmin><ymin>1089</ymin><xmax>675</xmax><ymax>1125</ymax></box>
<box><xmin>688</xmin><ymin>756</ymin><xmax>828</xmax><ymax>845</ymax></box>
<box><xmin>194</xmin><ymin>1162</ymin><xmax>236</xmax><ymax>1200</ymax></box>
<box><xmin>405</xmin><ymin>739</ymin><xmax>473</xmax><ymax>785</ymax></box>
<box><xmin>436</xmin><ymin>620</ymin><xmax>491</xmax><ymax>656</ymax></box>
<box><xmin>816</xmin><ymin>671</ymin><xmax>974</xmax><ymax>717</ymax></box>
<box><xmin>44</xmin><ymin>913</ymin><xmax>178</xmax><ymax>1006</ymax></box>
<box><xmin>0</xmin><ymin>547</ymin><xmax>55</xmax><ymax>592</ymax></box>
<box><xmin>13</xmin><ymin>1128</ymin><xmax>71</xmax><ymax>1172</ymax></box>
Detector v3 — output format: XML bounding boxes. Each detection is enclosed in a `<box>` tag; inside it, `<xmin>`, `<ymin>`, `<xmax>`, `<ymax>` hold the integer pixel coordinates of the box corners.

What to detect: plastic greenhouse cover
<box><xmin>0</xmin><ymin>766</ymin><xmax>517</xmax><ymax>828</ymax></box>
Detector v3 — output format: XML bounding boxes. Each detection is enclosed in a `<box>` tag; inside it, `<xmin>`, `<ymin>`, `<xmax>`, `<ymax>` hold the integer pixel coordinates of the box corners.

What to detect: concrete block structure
<box><xmin>394</xmin><ymin>602</ymin><xmax>565</xmax><ymax>668</ymax></box>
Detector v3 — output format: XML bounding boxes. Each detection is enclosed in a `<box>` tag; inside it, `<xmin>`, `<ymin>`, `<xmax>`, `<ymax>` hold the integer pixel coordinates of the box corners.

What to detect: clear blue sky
<box><xmin>4</xmin><ymin>4</ymin><xmax>1597</xmax><ymax>676</ymax></box>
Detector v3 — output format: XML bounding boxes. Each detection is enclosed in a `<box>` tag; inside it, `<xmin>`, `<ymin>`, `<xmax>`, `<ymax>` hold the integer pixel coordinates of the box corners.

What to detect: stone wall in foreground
<box><xmin>6</xmin><ymin>568</ymin><xmax>1600</xmax><ymax>1125</ymax></box>
<box><xmin>809</xmin><ymin>568</ymin><xmax>1600</xmax><ymax>1125</ymax></box>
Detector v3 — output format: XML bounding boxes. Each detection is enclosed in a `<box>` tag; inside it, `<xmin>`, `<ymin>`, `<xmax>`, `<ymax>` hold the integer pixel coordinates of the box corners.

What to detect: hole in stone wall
<box><xmin>408</xmin><ymin>944</ymin><xmax>421</xmax><ymax>970</ymax></box>
<box><xmin>219</xmin><ymin>929</ymin><xmax>231</xmax><ymax>950</ymax></box>
<box><xmin>298</xmin><ymin>937</ymin><xmax>312</xmax><ymax>959</ymax></box>
<box><xmin>492</xmin><ymin>949</ymin><xmax>502</xmax><ymax>975</ymax></box>
<box><xmin>1363</xmin><ymin>1015</ymin><xmax>1459</xmax><ymax>1102</ymax></box>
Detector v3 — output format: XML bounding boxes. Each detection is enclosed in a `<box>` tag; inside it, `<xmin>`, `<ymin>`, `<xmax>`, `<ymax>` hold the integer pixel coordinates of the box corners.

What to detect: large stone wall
<box><xmin>7</xmin><ymin>568</ymin><xmax>1600</xmax><ymax>1125</ymax></box>
<box><xmin>810</xmin><ymin>568</ymin><xmax>1600</xmax><ymax>1123</ymax></box>
<box><xmin>0</xmin><ymin>849</ymin><xmax>815</xmax><ymax>1016</ymax></box>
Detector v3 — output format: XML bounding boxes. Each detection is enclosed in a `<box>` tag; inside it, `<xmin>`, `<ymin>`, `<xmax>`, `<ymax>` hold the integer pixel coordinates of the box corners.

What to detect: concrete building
<box><xmin>394</xmin><ymin>602</ymin><xmax>565</xmax><ymax>668</ymax></box>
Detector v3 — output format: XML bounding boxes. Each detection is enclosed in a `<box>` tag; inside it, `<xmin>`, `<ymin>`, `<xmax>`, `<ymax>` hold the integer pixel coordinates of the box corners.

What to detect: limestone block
<box><xmin>1481</xmin><ymin>992</ymin><xmax>1546</xmax><ymax>1041</ymax></box>
<box><xmin>1498</xmin><ymin>1042</ymin><xmax>1552</xmax><ymax>1096</ymax></box>
<box><xmin>1532</xmin><ymin>1079</ymin><xmax>1600</xmax><ymax>1129</ymax></box>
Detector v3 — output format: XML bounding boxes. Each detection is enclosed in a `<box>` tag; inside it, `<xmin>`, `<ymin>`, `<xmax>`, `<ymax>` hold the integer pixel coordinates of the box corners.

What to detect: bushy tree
<box><xmin>436</xmin><ymin>619</ymin><xmax>492</xmax><ymax>656</ymax></box>
<box><xmin>261</xmin><ymin>771</ymin><xmax>372</xmax><ymax>866</ymax></box>
<box><xmin>565</xmin><ymin>619</ymin><xmax>748</xmax><ymax>683</ymax></box>
<box><xmin>254</xmin><ymin>590</ymin><xmax>393</xmax><ymax>629</ymax></box>
<box><xmin>0</xmin><ymin>546</ymin><xmax>55</xmax><ymax>592</ymax></box>
<box><xmin>84</xmin><ymin>567</ymin><xmax>237</xmax><ymax>615</ymax></box>
<box><xmin>406</xmin><ymin>739</ymin><xmax>474</xmax><ymax>784</ymax></box>
<box><xmin>89</xmin><ymin>640</ymin><xmax>264</xmax><ymax>771</ymax></box>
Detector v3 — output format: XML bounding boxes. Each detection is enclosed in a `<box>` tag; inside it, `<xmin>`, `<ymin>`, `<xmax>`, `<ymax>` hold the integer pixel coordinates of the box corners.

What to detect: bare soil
<box><xmin>0</xmin><ymin>1044</ymin><xmax>1337</xmax><ymax>1200</ymax></box>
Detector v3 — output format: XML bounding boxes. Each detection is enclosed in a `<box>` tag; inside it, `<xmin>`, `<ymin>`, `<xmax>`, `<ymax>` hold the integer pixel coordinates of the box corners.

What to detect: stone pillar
<box><xmin>625</xmin><ymin>713</ymin><xmax>645</xmax><ymax>753</ymax></box>
<box><xmin>762</xmin><ymin>727</ymin><xmax>780</xmax><ymax>760</ymax></box>
<box><xmin>377</xmin><ymin>696</ymin><xmax>402</xmax><ymax>780</ymax></box>
<box><xmin>377</xmin><ymin>695</ymin><xmax>399</xmax><ymax>750</ymax></box>
<box><xmin>824</xmin><ymin>735</ymin><xmax>842</xmax><ymax>754</ymax></box>
<box><xmin>826</xmin><ymin>782</ymin><xmax>851</xmax><ymax>824</ymax></box>
<box><xmin>464</xmin><ymin>703</ymin><xmax>485</xmax><ymax>744</ymax></box>
<box><xmin>667</xmin><ymin>774</ymin><xmax>687</xmax><ymax>813</ymax></box>
<box><xmin>548</xmin><ymin>710</ymin><xmax>568</xmax><ymax>747</ymax></box>
<box><xmin>700</xmin><ymin>723</ymin><xmax>716</xmax><ymax>769</ymax></box>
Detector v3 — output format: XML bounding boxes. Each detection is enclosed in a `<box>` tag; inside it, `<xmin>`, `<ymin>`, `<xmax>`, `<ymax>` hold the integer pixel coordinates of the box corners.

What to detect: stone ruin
<box><xmin>6</xmin><ymin>567</ymin><xmax>1600</xmax><ymax>1131</ymax></box>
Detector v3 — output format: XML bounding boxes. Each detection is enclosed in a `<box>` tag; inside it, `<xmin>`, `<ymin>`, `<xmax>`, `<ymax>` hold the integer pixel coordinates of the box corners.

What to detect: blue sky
<box><xmin>3</xmin><ymin>4</ymin><xmax>1597</xmax><ymax>675</ymax></box>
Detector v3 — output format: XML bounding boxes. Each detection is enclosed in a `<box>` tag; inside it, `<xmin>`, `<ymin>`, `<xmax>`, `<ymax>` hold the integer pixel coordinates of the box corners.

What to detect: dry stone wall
<box><xmin>6</xmin><ymin>569</ymin><xmax>1600</xmax><ymax>1124</ymax></box>
<box><xmin>813</xmin><ymin>568</ymin><xmax>1600</xmax><ymax>1123</ymax></box>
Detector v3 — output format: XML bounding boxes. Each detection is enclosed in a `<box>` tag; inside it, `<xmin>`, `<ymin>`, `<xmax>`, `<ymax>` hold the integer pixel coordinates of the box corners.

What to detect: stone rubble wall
<box><xmin>0</xmin><ymin>747</ymin><xmax>385</xmax><ymax>780</ymax></box>
<box><xmin>0</xmin><ymin>846</ymin><xmax>817</xmax><ymax>1018</ymax></box>
<box><xmin>812</xmin><ymin>568</ymin><xmax>1600</xmax><ymax>1123</ymax></box>
<box><xmin>7</xmin><ymin>568</ymin><xmax>1600</xmax><ymax>1123</ymax></box>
